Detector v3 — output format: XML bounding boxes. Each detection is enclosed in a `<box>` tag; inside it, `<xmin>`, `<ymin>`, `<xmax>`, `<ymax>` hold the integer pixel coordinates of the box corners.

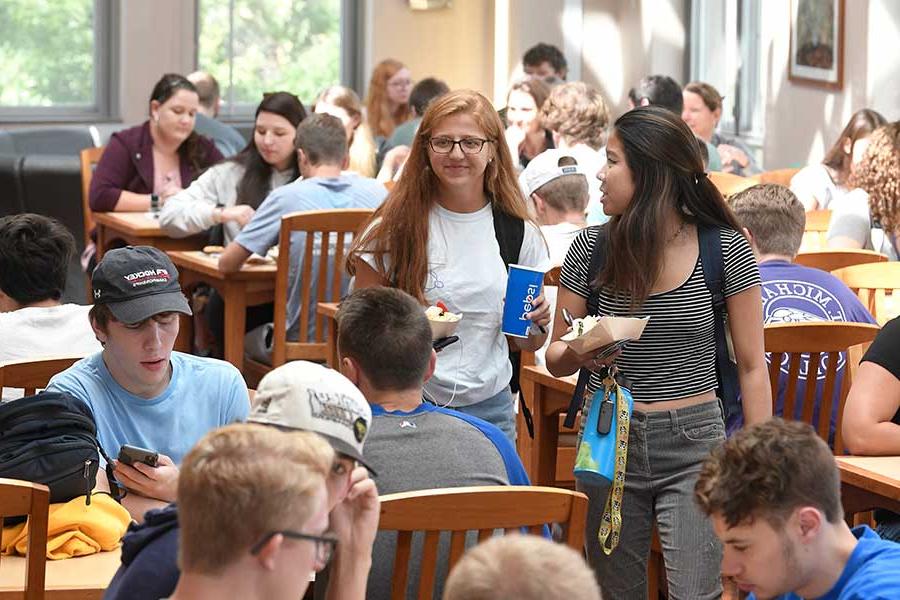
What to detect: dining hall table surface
<box><xmin>168</xmin><ymin>250</ymin><xmax>277</xmax><ymax>370</ymax></box>
<box><xmin>835</xmin><ymin>455</ymin><xmax>900</xmax><ymax>517</ymax></box>
<box><xmin>0</xmin><ymin>547</ymin><xmax>121</xmax><ymax>600</ymax></box>
<box><xmin>93</xmin><ymin>212</ymin><xmax>207</xmax><ymax>260</ymax></box>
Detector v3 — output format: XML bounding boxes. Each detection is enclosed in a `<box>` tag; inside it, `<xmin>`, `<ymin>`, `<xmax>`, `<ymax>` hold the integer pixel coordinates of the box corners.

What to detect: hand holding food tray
<box><xmin>561</xmin><ymin>315</ymin><xmax>649</xmax><ymax>356</ymax></box>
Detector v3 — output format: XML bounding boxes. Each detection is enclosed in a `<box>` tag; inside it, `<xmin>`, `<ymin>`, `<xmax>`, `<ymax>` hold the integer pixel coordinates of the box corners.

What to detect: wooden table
<box><xmin>93</xmin><ymin>212</ymin><xmax>206</xmax><ymax>260</ymax></box>
<box><xmin>317</xmin><ymin>302</ymin><xmax>340</xmax><ymax>368</ymax></box>
<box><xmin>0</xmin><ymin>548</ymin><xmax>120</xmax><ymax>600</ymax></box>
<box><xmin>517</xmin><ymin>365</ymin><xmax>579</xmax><ymax>487</ymax></box>
<box><xmin>836</xmin><ymin>456</ymin><xmax>900</xmax><ymax>517</ymax></box>
<box><xmin>169</xmin><ymin>251</ymin><xmax>277</xmax><ymax>369</ymax></box>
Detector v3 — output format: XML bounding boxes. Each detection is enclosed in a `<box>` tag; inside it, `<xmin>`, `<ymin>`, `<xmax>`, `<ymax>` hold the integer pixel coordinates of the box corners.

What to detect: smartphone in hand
<box><xmin>118</xmin><ymin>444</ymin><xmax>160</xmax><ymax>468</ymax></box>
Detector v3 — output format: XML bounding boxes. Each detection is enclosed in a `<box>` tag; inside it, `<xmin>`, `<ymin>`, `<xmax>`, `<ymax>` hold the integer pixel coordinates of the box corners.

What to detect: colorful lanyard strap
<box><xmin>598</xmin><ymin>373</ymin><xmax>630</xmax><ymax>555</ymax></box>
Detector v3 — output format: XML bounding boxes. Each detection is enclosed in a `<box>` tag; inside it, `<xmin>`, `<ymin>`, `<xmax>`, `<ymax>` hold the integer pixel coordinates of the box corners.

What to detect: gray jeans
<box><xmin>577</xmin><ymin>399</ymin><xmax>725</xmax><ymax>600</ymax></box>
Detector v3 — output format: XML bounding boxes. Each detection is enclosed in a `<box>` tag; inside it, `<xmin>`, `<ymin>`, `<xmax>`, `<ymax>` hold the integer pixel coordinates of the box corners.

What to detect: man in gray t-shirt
<box><xmin>333</xmin><ymin>287</ymin><xmax>532</xmax><ymax>600</ymax></box>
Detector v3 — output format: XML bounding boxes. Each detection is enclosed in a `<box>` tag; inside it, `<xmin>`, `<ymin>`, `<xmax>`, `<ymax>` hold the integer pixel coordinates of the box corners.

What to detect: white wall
<box><xmin>758</xmin><ymin>0</ymin><xmax>900</xmax><ymax>168</ymax></box>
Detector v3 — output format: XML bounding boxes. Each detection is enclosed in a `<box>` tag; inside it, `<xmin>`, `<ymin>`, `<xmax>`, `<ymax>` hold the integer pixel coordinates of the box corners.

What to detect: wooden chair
<box><xmin>800</xmin><ymin>209</ymin><xmax>832</xmax><ymax>251</ymax></box>
<box><xmin>832</xmin><ymin>262</ymin><xmax>900</xmax><ymax>325</ymax></box>
<box><xmin>709</xmin><ymin>171</ymin><xmax>758</xmax><ymax>198</ymax></box>
<box><xmin>79</xmin><ymin>146</ymin><xmax>104</xmax><ymax>250</ymax></box>
<box><xmin>0</xmin><ymin>357</ymin><xmax>82</xmax><ymax>397</ymax></box>
<box><xmin>244</xmin><ymin>209</ymin><xmax>374</xmax><ymax>378</ymax></box>
<box><xmin>794</xmin><ymin>249</ymin><xmax>888</xmax><ymax>273</ymax></box>
<box><xmin>378</xmin><ymin>486</ymin><xmax>588</xmax><ymax>600</ymax></box>
<box><xmin>0</xmin><ymin>479</ymin><xmax>50</xmax><ymax>600</ymax></box>
<box><xmin>756</xmin><ymin>167</ymin><xmax>800</xmax><ymax>186</ymax></box>
<box><xmin>764</xmin><ymin>322</ymin><xmax>880</xmax><ymax>452</ymax></box>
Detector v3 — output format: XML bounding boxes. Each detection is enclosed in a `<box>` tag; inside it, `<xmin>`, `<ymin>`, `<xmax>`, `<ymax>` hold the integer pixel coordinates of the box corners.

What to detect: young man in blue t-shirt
<box><xmin>47</xmin><ymin>246</ymin><xmax>249</xmax><ymax>519</ymax></box>
<box><xmin>731</xmin><ymin>184</ymin><xmax>876</xmax><ymax>440</ymax></box>
<box><xmin>218</xmin><ymin>112</ymin><xmax>387</xmax><ymax>343</ymax></box>
<box><xmin>695</xmin><ymin>418</ymin><xmax>900</xmax><ymax>600</ymax></box>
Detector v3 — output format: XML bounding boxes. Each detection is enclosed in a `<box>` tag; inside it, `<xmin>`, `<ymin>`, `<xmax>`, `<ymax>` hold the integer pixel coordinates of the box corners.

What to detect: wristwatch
<box><xmin>150</xmin><ymin>193</ymin><xmax>160</xmax><ymax>212</ymax></box>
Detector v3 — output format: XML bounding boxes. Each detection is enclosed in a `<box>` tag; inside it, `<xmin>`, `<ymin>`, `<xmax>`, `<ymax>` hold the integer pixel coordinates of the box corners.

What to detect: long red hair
<box><xmin>365</xmin><ymin>59</ymin><xmax>412</xmax><ymax>138</ymax></box>
<box><xmin>349</xmin><ymin>89</ymin><xmax>532</xmax><ymax>303</ymax></box>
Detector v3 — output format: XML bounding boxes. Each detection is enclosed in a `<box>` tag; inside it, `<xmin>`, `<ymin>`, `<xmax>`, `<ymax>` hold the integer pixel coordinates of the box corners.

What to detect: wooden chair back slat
<box><xmin>833</xmin><ymin>263</ymin><xmax>900</xmax><ymax>325</ymax></box>
<box><xmin>269</xmin><ymin>209</ymin><xmax>374</xmax><ymax>368</ymax></box>
<box><xmin>79</xmin><ymin>146</ymin><xmax>104</xmax><ymax>249</ymax></box>
<box><xmin>0</xmin><ymin>357</ymin><xmax>82</xmax><ymax>397</ymax></box>
<box><xmin>763</xmin><ymin>322</ymin><xmax>881</xmax><ymax>452</ymax></box>
<box><xmin>794</xmin><ymin>249</ymin><xmax>888</xmax><ymax>272</ymax></box>
<box><xmin>0</xmin><ymin>479</ymin><xmax>51</xmax><ymax>600</ymax></box>
<box><xmin>417</xmin><ymin>530</ymin><xmax>441</xmax><ymax>599</ymax></box>
<box><xmin>380</xmin><ymin>486</ymin><xmax>588</xmax><ymax>600</ymax></box>
<box><xmin>800</xmin><ymin>209</ymin><xmax>832</xmax><ymax>251</ymax></box>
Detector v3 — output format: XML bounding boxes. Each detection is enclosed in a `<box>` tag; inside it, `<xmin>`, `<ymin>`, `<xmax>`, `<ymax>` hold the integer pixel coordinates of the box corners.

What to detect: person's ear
<box><xmin>423</xmin><ymin>349</ymin><xmax>437</xmax><ymax>384</ymax></box>
<box><xmin>713</xmin><ymin>106</ymin><xmax>722</xmax><ymax>123</ymax></box>
<box><xmin>342</xmin><ymin>154</ymin><xmax>350</xmax><ymax>170</ymax></box>
<box><xmin>149</xmin><ymin>100</ymin><xmax>161</xmax><ymax>122</ymax></box>
<box><xmin>843</xmin><ymin>137</ymin><xmax>853</xmax><ymax>155</ymax></box>
<box><xmin>532</xmin><ymin>193</ymin><xmax>547</xmax><ymax>215</ymax></box>
<box><xmin>341</xmin><ymin>356</ymin><xmax>360</xmax><ymax>386</ymax></box>
<box><xmin>253</xmin><ymin>533</ymin><xmax>283</xmax><ymax>571</ymax></box>
<box><xmin>90</xmin><ymin>318</ymin><xmax>108</xmax><ymax>346</ymax></box>
<box><xmin>796</xmin><ymin>507</ymin><xmax>823</xmax><ymax>542</ymax></box>
<box><xmin>639</xmin><ymin>97</ymin><xmax>651</xmax><ymax>107</ymax></box>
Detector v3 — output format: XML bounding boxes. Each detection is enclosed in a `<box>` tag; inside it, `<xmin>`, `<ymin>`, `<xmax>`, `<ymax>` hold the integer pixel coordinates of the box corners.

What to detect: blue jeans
<box><xmin>577</xmin><ymin>400</ymin><xmax>725</xmax><ymax>600</ymax></box>
<box><xmin>452</xmin><ymin>386</ymin><xmax>516</xmax><ymax>443</ymax></box>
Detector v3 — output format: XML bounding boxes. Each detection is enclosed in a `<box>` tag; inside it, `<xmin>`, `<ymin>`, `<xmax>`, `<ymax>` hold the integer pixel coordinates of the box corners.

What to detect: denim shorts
<box><xmin>451</xmin><ymin>386</ymin><xmax>516</xmax><ymax>443</ymax></box>
<box><xmin>577</xmin><ymin>399</ymin><xmax>726</xmax><ymax>600</ymax></box>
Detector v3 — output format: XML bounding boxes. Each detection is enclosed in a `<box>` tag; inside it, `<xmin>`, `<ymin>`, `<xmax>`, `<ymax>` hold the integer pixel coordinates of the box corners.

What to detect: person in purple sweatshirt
<box><xmin>730</xmin><ymin>183</ymin><xmax>876</xmax><ymax>443</ymax></box>
<box><xmin>90</xmin><ymin>73</ymin><xmax>223</xmax><ymax>214</ymax></box>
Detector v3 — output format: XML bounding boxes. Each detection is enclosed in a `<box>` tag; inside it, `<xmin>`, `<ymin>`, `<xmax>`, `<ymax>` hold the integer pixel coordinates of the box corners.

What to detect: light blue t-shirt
<box><xmin>46</xmin><ymin>351</ymin><xmax>249</xmax><ymax>464</ymax></box>
<box><xmin>235</xmin><ymin>174</ymin><xmax>387</xmax><ymax>339</ymax></box>
<box><xmin>751</xmin><ymin>526</ymin><xmax>900</xmax><ymax>600</ymax></box>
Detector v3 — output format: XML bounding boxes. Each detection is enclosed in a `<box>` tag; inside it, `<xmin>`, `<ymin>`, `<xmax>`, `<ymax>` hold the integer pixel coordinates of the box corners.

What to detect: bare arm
<box><xmin>218</xmin><ymin>241</ymin><xmax>252</xmax><ymax>273</ymax></box>
<box><xmin>827</xmin><ymin>235</ymin><xmax>865</xmax><ymax>250</ymax></box>
<box><xmin>544</xmin><ymin>286</ymin><xmax>614</xmax><ymax>377</ymax></box>
<box><xmin>726</xmin><ymin>285</ymin><xmax>772</xmax><ymax>426</ymax></box>
<box><xmin>842</xmin><ymin>361</ymin><xmax>900</xmax><ymax>455</ymax></box>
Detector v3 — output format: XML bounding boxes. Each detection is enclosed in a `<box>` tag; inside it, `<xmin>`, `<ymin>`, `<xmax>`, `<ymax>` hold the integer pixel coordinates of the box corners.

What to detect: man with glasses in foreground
<box><xmin>166</xmin><ymin>423</ymin><xmax>335</xmax><ymax>600</ymax></box>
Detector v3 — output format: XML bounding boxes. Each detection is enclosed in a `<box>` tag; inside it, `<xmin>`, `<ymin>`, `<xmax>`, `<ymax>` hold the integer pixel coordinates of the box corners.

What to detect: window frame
<box><xmin>0</xmin><ymin>0</ymin><xmax>118</xmax><ymax>123</ymax></box>
<box><xmin>689</xmin><ymin>0</ymin><xmax>764</xmax><ymax>146</ymax></box>
<box><xmin>195</xmin><ymin>0</ymin><xmax>359</xmax><ymax>122</ymax></box>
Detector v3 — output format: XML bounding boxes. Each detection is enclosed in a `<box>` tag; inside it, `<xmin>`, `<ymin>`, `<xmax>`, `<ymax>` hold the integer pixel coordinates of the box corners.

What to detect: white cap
<box><xmin>520</xmin><ymin>149</ymin><xmax>587</xmax><ymax>196</ymax></box>
<box><xmin>249</xmin><ymin>361</ymin><xmax>375</xmax><ymax>473</ymax></box>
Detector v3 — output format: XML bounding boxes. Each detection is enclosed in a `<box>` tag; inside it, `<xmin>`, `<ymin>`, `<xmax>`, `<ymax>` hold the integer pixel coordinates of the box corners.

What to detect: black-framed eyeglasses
<box><xmin>428</xmin><ymin>137</ymin><xmax>493</xmax><ymax>155</ymax></box>
<box><xmin>250</xmin><ymin>530</ymin><xmax>337</xmax><ymax>566</ymax></box>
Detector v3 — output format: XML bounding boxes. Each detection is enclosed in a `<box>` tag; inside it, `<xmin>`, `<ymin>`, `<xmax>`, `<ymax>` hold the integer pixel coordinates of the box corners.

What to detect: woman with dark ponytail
<box><xmin>546</xmin><ymin>106</ymin><xmax>771</xmax><ymax>599</ymax></box>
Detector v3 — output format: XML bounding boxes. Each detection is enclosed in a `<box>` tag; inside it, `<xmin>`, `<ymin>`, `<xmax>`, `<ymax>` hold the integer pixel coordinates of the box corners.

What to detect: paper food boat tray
<box><xmin>562</xmin><ymin>316</ymin><xmax>649</xmax><ymax>355</ymax></box>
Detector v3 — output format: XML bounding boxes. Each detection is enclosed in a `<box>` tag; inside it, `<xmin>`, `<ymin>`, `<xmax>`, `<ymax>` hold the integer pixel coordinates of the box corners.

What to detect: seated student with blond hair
<box><xmin>730</xmin><ymin>183</ymin><xmax>875</xmax><ymax>437</ymax></box>
<box><xmin>695</xmin><ymin>418</ymin><xmax>900</xmax><ymax>599</ymax></box>
<box><xmin>443</xmin><ymin>535</ymin><xmax>601</xmax><ymax>600</ymax></box>
<box><xmin>167</xmin><ymin>423</ymin><xmax>335</xmax><ymax>600</ymax></box>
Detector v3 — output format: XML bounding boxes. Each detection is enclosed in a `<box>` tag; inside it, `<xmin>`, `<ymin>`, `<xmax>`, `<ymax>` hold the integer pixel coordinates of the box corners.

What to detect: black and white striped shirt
<box><xmin>560</xmin><ymin>226</ymin><xmax>760</xmax><ymax>401</ymax></box>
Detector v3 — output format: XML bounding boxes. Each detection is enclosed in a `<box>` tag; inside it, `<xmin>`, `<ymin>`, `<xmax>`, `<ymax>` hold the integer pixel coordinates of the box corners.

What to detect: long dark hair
<box><xmin>597</xmin><ymin>106</ymin><xmax>743</xmax><ymax>309</ymax></box>
<box><xmin>231</xmin><ymin>92</ymin><xmax>306</xmax><ymax>209</ymax></box>
<box><xmin>822</xmin><ymin>108</ymin><xmax>887</xmax><ymax>185</ymax></box>
<box><xmin>149</xmin><ymin>73</ymin><xmax>207</xmax><ymax>175</ymax></box>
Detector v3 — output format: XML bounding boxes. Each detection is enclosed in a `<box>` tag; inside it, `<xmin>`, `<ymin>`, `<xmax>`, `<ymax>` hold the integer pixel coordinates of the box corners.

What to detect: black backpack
<box><xmin>562</xmin><ymin>224</ymin><xmax>741</xmax><ymax>430</ymax></box>
<box><xmin>0</xmin><ymin>391</ymin><xmax>123</xmax><ymax>505</ymax></box>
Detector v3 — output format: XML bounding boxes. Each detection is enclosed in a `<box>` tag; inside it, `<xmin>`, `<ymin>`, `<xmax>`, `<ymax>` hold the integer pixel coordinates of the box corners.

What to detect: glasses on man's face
<box><xmin>250</xmin><ymin>530</ymin><xmax>337</xmax><ymax>567</ymax></box>
<box><xmin>428</xmin><ymin>137</ymin><xmax>492</xmax><ymax>155</ymax></box>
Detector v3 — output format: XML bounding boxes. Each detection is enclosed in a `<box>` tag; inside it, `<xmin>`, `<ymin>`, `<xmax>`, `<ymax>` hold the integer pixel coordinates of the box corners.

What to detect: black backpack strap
<box><xmin>699</xmin><ymin>225</ymin><xmax>741</xmax><ymax>428</ymax></box>
<box><xmin>564</xmin><ymin>225</ymin><xmax>608</xmax><ymax>429</ymax></box>
<box><xmin>98</xmin><ymin>443</ymin><xmax>127</xmax><ymax>502</ymax></box>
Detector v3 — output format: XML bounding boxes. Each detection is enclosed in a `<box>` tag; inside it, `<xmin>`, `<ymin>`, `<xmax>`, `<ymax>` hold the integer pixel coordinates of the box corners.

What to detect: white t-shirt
<box><xmin>790</xmin><ymin>163</ymin><xmax>848</xmax><ymax>210</ymax></box>
<box><xmin>0</xmin><ymin>304</ymin><xmax>101</xmax><ymax>400</ymax></box>
<box><xmin>362</xmin><ymin>203</ymin><xmax>550</xmax><ymax>407</ymax></box>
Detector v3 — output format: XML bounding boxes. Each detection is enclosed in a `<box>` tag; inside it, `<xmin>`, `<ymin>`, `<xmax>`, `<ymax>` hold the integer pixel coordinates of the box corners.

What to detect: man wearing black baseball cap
<box><xmin>48</xmin><ymin>246</ymin><xmax>249</xmax><ymax>520</ymax></box>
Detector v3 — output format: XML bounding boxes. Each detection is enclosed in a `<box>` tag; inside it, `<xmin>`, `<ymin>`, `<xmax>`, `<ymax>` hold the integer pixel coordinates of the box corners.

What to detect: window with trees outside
<box><xmin>0</xmin><ymin>0</ymin><xmax>113</xmax><ymax>120</ymax></box>
<box><xmin>197</xmin><ymin>0</ymin><xmax>347</xmax><ymax>119</ymax></box>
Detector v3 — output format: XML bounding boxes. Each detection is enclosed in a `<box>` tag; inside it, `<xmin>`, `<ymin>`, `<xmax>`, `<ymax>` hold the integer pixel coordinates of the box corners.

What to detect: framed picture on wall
<box><xmin>789</xmin><ymin>0</ymin><xmax>844</xmax><ymax>89</ymax></box>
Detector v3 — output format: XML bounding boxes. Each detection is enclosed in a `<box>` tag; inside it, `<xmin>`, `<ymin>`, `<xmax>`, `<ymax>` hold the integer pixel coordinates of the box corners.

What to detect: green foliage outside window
<box><xmin>0</xmin><ymin>0</ymin><xmax>95</xmax><ymax>107</ymax></box>
<box><xmin>198</xmin><ymin>0</ymin><xmax>341</xmax><ymax>114</ymax></box>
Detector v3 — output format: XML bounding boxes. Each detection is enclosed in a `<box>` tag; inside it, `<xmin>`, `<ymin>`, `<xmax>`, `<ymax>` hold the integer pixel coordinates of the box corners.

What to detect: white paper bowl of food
<box><xmin>425</xmin><ymin>304</ymin><xmax>462</xmax><ymax>340</ymax></box>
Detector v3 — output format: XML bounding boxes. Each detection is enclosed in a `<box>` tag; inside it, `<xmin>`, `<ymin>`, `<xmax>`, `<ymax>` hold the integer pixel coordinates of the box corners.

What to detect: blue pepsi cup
<box><xmin>501</xmin><ymin>264</ymin><xmax>544</xmax><ymax>338</ymax></box>
<box><xmin>574</xmin><ymin>385</ymin><xmax>634</xmax><ymax>486</ymax></box>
